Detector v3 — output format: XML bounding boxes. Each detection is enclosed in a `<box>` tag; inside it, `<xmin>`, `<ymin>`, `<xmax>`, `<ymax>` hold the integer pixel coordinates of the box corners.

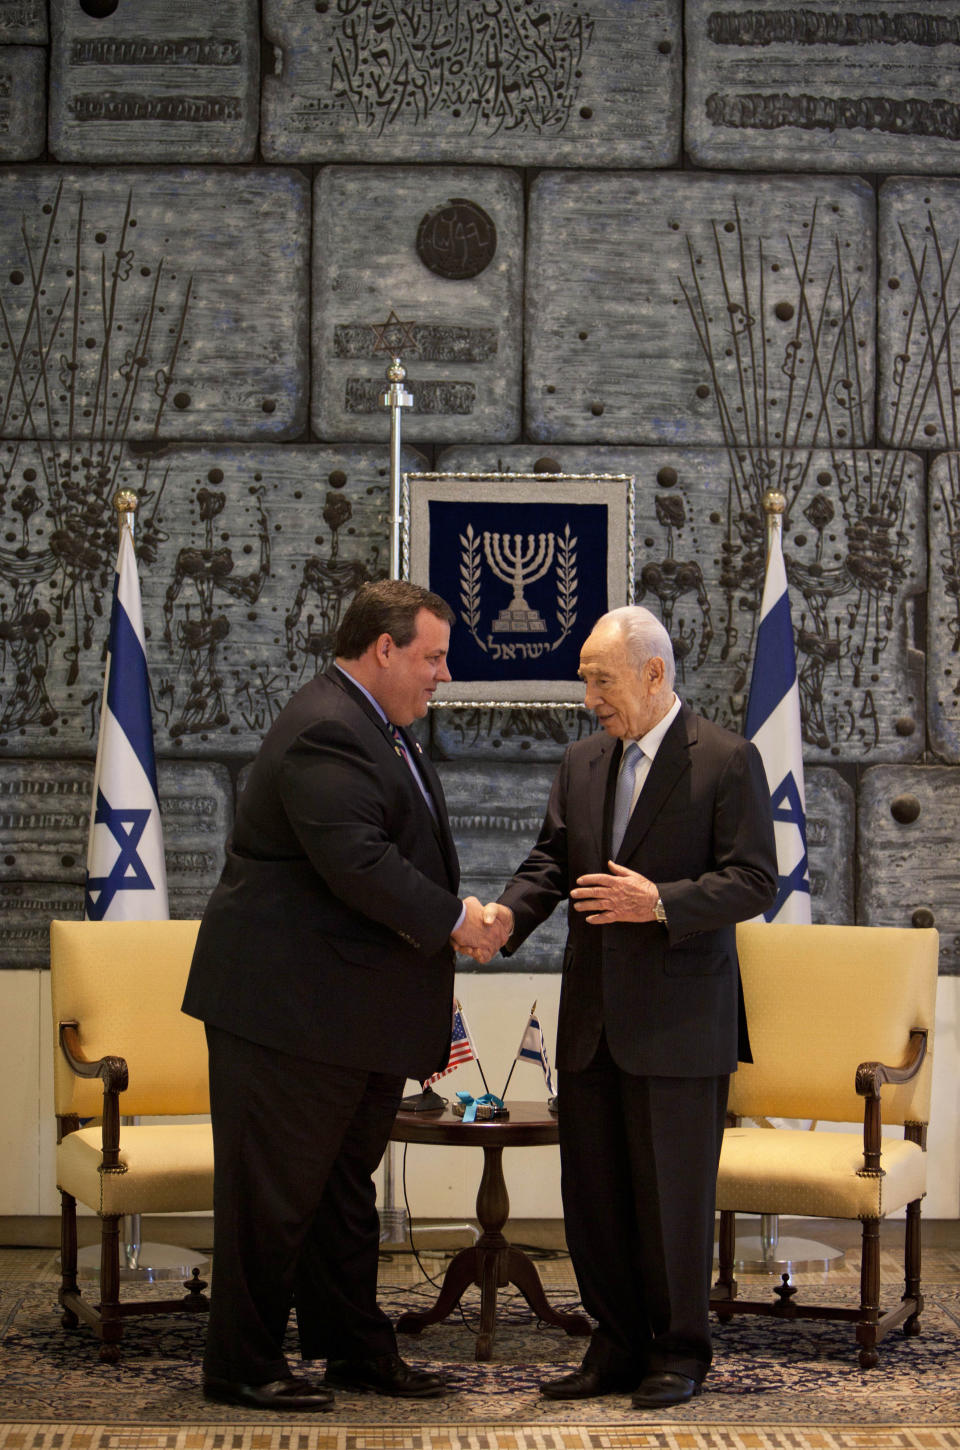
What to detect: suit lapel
<box><xmin>588</xmin><ymin>734</ymin><xmax>619</xmax><ymax>860</ymax></box>
<box><xmin>396</xmin><ymin>725</ymin><xmax>459</xmax><ymax>868</ymax></box>
<box><xmin>326</xmin><ymin>669</ymin><xmax>458</xmax><ymax>880</ymax></box>
<box><xmin>616</xmin><ymin>705</ymin><xmax>694</xmax><ymax>862</ymax></box>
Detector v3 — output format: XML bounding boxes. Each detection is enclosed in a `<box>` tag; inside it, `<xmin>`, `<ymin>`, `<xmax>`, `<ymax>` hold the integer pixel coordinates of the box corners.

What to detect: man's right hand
<box><xmin>451</xmin><ymin>898</ymin><xmax>514</xmax><ymax>963</ymax></box>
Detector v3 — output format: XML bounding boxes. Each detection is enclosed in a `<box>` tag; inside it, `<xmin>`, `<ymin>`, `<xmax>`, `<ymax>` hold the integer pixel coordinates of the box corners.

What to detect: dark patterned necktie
<box><xmin>388</xmin><ymin>724</ymin><xmax>437</xmax><ymax>819</ymax></box>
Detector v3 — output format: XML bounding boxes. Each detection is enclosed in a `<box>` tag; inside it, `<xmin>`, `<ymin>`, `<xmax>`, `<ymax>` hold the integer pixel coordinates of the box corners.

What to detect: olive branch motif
<box><xmin>459</xmin><ymin>523</ymin><xmax>485</xmax><ymax>649</ymax></box>
<box><xmin>551</xmin><ymin>523</ymin><xmax>578</xmax><ymax>651</ymax></box>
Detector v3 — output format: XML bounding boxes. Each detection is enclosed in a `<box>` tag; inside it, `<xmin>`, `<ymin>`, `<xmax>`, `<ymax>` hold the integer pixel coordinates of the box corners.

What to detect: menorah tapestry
<box><xmin>405</xmin><ymin>473</ymin><xmax>633</xmax><ymax>704</ymax></box>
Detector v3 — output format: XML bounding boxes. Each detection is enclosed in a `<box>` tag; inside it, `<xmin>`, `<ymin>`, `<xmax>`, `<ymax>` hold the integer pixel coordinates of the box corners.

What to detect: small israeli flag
<box><xmin>745</xmin><ymin>504</ymin><xmax>811</xmax><ymax>925</ymax></box>
<box><xmin>515</xmin><ymin>1008</ymin><xmax>556</xmax><ymax>1097</ymax></box>
<box><xmin>84</xmin><ymin>512</ymin><xmax>168</xmax><ymax>922</ymax></box>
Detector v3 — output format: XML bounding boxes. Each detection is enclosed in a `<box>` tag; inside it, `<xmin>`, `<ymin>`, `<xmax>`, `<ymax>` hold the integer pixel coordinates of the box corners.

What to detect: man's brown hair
<box><xmin>335</xmin><ymin>579</ymin><xmax>455</xmax><ymax>659</ymax></box>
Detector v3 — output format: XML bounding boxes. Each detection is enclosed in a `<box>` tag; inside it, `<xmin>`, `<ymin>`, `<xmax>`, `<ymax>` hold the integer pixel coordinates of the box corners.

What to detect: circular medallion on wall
<box><xmin>416</xmin><ymin>198</ymin><xmax>497</xmax><ymax>280</ymax></box>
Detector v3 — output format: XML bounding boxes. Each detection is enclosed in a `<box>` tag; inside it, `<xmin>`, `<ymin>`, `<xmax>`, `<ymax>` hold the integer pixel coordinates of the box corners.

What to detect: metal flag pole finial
<box><xmin>761</xmin><ymin>486</ymin><xmax>786</xmax><ymax>556</ymax></box>
<box><xmin>113</xmin><ymin>488</ymin><xmax>138</xmax><ymax>540</ymax></box>
<box><xmin>379</xmin><ymin>355</ymin><xmax>413</xmax><ymax>581</ymax></box>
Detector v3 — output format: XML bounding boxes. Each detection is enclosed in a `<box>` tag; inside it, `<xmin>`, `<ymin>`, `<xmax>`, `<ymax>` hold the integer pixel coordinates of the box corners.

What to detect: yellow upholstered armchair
<box><xmin>712</xmin><ymin>922</ymin><xmax>939</xmax><ymax>1369</ymax></box>
<box><xmin>50</xmin><ymin>918</ymin><xmax>214</xmax><ymax>1361</ymax></box>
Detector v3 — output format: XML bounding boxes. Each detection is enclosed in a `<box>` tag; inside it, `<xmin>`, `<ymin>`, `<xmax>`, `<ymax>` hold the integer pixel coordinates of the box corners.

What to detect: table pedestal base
<box><xmin>396</xmin><ymin>1141</ymin><xmax>591</xmax><ymax>1360</ymax></box>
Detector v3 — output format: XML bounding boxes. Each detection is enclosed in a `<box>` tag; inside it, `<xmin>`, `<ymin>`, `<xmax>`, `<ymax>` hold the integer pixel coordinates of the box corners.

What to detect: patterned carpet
<box><xmin>2</xmin><ymin>1246</ymin><xmax>960</xmax><ymax>1450</ymax></box>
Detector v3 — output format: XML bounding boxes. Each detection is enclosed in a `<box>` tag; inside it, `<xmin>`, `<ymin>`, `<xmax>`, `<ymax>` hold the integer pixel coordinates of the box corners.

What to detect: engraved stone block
<box><xmin>432</xmin><ymin>698</ymin><xmax>598</xmax><ymax>767</ymax></box>
<box><xmin>686</xmin><ymin>0</ymin><xmax>960</xmax><ymax>175</ymax></box>
<box><xmin>859</xmin><ymin>766</ymin><xmax>959</xmax><ymax>974</ymax></box>
<box><xmin>0</xmin><ymin>47</ymin><xmax>44</xmax><ymax>160</ymax></box>
<box><xmin>1</xmin><ymin>881</ymin><xmax>84</xmax><ymax>970</ymax></box>
<box><xmin>49</xmin><ymin>0</ymin><xmax>258</xmax><ymax>162</ymax></box>
<box><xmin>437</xmin><ymin>761</ymin><xmax>567</xmax><ymax>972</ymax></box>
<box><xmin>438</xmin><ymin>445</ymin><xmax>926</xmax><ymax>765</ymax></box>
<box><xmin>262</xmin><ymin>0</ymin><xmax>681</xmax><ymax>168</ymax></box>
<box><xmin>0</xmin><ymin>759</ymin><xmax>231</xmax><ymax>967</ymax></box>
<box><xmin>313</xmin><ymin>166</ymin><xmax>522</xmax><ymax>443</ymax></box>
<box><xmin>0</xmin><ymin>1</ymin><xmax>45</xmax><ymax>44</ymax></box>
<box><xmin>0</xmin><ymin>168</ymin><xmax>309</xmax><ymax>443</ymax></box>
<box><xmin>525</xmin><ymin>171</ymin><xmax>875</xmax><ymax>446</ymax></box>
<box><xmin>805</xmin><ymin>766</ymin><xmax>854</xmax><ymax>925</ymax></box>
<box><xmin>878</xmin><ymin>179</ymin><xmax>960</xmax><ymax>451</ymax></box>
<box><xmin>0</xmin><ymin>442</ymin><xmax>420</xmax><ymax>759</ymax></box>
<box><xmin>927</xmin><ymin>452</ymin><xmax>960</xmax><ymax>762</ymax></box>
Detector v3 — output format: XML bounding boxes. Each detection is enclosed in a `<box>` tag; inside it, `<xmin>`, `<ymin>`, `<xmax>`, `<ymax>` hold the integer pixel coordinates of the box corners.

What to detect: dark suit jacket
<box><xmin>183</xmin><ymin>667</ymin><xmax>462</xmax><ymax>1082</ymax></box>
<box><xmin>499</xmin><ymin>703</ymin><xmax>777</xmax><ymax>1078</ymax></box>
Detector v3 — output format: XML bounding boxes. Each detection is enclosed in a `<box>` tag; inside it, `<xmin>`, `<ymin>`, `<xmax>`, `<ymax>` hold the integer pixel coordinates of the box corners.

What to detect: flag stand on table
<box><xmin>78</xmin><ymin>489</ymin><xmax>207</xmax><ymax>1284</ymax></box>
<box><xmin>733</xmin><ymin>487</ymin><xmax>842</xmax><ymax>1278</ymax></box>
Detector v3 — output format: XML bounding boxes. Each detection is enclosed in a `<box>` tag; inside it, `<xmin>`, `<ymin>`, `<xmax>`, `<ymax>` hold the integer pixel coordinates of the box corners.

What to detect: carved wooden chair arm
<box><xmin>59</xmin><ymin>1020</ymin><xmax>128</xmax><ymax>1170</ymax></box>
<box><xmin>855</xmin><ymin>1028</ymin><xmax>928</xmax><ymax>1174</ymax></box>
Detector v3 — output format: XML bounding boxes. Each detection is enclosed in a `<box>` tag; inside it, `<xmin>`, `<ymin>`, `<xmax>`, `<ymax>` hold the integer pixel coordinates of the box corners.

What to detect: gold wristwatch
<box><xmin>653</xmin><ymin>895</ymin><xmax>667</xmax><ymax>924</ymax></box>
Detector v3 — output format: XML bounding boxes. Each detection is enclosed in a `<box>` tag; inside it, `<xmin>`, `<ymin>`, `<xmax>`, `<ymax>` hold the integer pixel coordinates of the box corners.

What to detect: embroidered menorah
<box><xmin>483</xmin><ymin>530</ymin><xmax>555</xmax><ymax>634</ymax></box>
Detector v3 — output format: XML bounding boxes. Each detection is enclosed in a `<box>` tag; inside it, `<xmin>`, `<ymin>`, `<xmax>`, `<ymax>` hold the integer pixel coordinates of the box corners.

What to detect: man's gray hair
<box><xmin>602</xmin><ymin>606</ymin><xmax>676</xmax><ymax>689</ymax></box>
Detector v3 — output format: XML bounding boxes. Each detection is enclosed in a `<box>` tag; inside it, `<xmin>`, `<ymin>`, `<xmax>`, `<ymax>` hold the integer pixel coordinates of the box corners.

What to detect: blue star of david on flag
<box><xmin>84</xmin><ymin>516</ymin><xmax>168</xmax><ymax>922</ymax></box>
<box><xmin>515</xmin><ymin>1009</ymin><xmax>555</xmax><ymax>1096</ymax></box>
<box><xmin>84</xmin><ymin>794</ymin><xmax>156</xmax><ymax>920</ymax></box>
<box><xmin>745</xmin><ymin>506</ymin><xmax>811</xmax><ymax>926</ymax></box>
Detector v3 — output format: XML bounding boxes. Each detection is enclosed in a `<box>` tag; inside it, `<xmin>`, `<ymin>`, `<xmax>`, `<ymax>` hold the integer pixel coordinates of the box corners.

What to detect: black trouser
<box><xmin>203</xmin><ymin>1024</ymin><xmax>404</xmax><ymax>1384</ymax></box>
<box><xmin>558</xmin><ymin>1031</ymin><xmax>728</xmax><ymax>1383</ymax></box>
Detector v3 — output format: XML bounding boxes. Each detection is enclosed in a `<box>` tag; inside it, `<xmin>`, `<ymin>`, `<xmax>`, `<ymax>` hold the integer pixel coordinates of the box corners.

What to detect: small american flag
<box><xmin>423</xmin><ymin>999</ymin><xmax>476</xmax><ymax>1086</ymax></box>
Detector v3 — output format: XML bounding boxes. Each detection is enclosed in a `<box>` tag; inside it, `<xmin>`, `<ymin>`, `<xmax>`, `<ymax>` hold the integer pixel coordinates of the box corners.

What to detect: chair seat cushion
<box><xmin>717</xmin><ymin>1127</ymin><xmax>926</xmax><ymax>1219</ymax></box>
<box><xmin>57</xmin><ymin>1124</ymin><xmax>214</xmax><ymax>1216</ymax></box>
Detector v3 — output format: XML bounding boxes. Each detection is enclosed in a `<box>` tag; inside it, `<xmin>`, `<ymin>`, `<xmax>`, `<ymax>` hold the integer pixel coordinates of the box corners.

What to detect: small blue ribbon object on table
<box><xmin>456</xmin><ymin>1090</ymin><xmax>505</xmax><ymax>1123</ymax></box>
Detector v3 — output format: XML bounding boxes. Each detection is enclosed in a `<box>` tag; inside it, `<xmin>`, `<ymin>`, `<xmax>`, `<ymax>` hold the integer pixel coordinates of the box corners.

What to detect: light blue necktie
<box><xmin>610</xmin><ymin>741</ymin><xmax>642</xmax><ymax>857</ymax></box>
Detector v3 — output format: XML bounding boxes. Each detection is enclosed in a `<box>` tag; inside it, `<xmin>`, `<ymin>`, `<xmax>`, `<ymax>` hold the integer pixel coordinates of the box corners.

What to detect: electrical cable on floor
<box><xmin>400</xmin><ymin>1139</ymin><xmax>481</xmax><ymax>1333</ymax></box>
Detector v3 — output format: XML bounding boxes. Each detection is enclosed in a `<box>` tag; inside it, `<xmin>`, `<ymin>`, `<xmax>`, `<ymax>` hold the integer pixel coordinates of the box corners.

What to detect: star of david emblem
<box><xmin>370</xmin><ymin>309</ymin><xmax>418</xmax><ymax>356</ymax></box>
<box><xmin>84</xmin><ymin>789</ymin><xmax>156</xmax><ymax>921</ymax></box>
<box><xmin>763</xmin><ymin>770</ymin><xmax>811</xmax><ymax>921</ymax></box>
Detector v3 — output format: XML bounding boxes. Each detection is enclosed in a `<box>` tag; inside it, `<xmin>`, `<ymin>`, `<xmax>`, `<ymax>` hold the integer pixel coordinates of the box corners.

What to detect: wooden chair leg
<box><xmin>903</xmin><ymin>1197</ymin><xmax>924</xmax><ymax>1336</ymax></box>
<box><xmin>856</xmin><ymin>1217</ymin><xmax>881</xmax><ymax>1369</ymax></box>
<box><xmin>98</xmin><ymin>1214</ymin><xmax>123</xmax><ymax>1363</ymax></box>
<box><xmin>59</xmin><ymin>1190</ymin><xmax>80</xmax><ymax>1327</ymax></box>
<box><xmin>712</xmin><ymin>1210</ymin><xmax>738</xmax><ymax>1319</ymax></box>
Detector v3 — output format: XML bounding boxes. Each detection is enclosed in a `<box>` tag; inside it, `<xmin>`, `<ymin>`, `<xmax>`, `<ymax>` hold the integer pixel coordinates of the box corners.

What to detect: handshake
<box><xmin>450</xmin><ymin>897</ymin><xmax>515</xmax><ymax>964</ymax></box>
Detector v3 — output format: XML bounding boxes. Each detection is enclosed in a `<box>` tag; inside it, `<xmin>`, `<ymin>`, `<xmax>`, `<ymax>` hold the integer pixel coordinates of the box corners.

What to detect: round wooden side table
<box><xmin>390</xmin><ymin>1100</ymin><xmax>591</xmax><ymax>1360</ymax></box>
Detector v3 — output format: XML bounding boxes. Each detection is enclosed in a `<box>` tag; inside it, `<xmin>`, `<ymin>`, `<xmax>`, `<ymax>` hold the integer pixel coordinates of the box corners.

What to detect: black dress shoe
<box><xmin>324</xmin><ymin>1352</ymin><xmax>447</xmax><ymax>1399</ymax></box>
<box><xmin>631</xmin><ymin>1371</ymin><xmax>701</xmax><ymax>1408</ymax></box>
<box><xmin>203</xmin><ymin>1375</ymin><xmax>334</xmax><ymax>1411</ymax></box>
<box><xmin>540</xmin><ymin>1366</ymin><xmax>639</xmax><ymax>1400</ymax></box>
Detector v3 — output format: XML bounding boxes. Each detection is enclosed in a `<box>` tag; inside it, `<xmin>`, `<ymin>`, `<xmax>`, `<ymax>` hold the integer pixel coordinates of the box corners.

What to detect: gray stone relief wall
<box><xmin>1</xmin><ymin>0</ymin><xmax>958</xmax><ymax>971</ymax></box>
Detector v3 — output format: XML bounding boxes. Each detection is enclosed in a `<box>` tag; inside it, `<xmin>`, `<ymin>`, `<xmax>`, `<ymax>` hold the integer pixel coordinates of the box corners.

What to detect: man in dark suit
<box><xmin>482</xmin><ymin>605</ymin><xmax>777</xmax><ymax>1408</ymax></box>
<box><xmin>182</xmin><ymin>579</ymin><xmax>507</xmax><ymax>1412</ymax></box>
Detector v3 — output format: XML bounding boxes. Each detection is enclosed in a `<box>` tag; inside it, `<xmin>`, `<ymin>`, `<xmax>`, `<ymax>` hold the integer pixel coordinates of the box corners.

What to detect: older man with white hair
<box><xmin>483</xmin><ymin>605</ymin><xmax>777</xmax><ymax>1409</ymax></box>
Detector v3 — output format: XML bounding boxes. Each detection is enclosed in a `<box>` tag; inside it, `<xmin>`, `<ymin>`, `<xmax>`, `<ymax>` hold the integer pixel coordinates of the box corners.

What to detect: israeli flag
<box><xmin>84</xmin><ymin>518</ymin><xmax>168</xmax><ymax>922</ymax></box>
<box><xmin>516</xmin><ymin>1010</ymin><xmax>556</xmax><ymax>1097</ymax></box>
<box><xmin>744</xmin><ymin>514</ymin><xmax>811</xmax><ymax>925</ymax></box>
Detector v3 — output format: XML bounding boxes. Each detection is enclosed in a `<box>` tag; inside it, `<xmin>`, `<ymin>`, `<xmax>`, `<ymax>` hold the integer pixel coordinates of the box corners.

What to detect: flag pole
<box><xmin>731</xmin><ymin>487</ymin><xmax>842</xmax><ymax>1279</ymax></box>
<box><xmin>379</xmin><ymin>354</ymin><xmax>413</xmax><ymax>580</ymax></box>
<box><xmin>112</xmin><ymin>491</ymin><xmax>147</xmax><ymax>1276</ymax></box>
<box><xmin>77</xmin><ymin>490</ymin><xmax>208</xmax><ymax>1283</ymax></box>
<box><xmin>456</xmin><ymin>998</ymin><xmax>492</xmax><ymax>1097</ymax></box>
<box><xmin>378</xmin><ymin>353</ymin><xmax>417</xmax><ymax>1245</ymax></box>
